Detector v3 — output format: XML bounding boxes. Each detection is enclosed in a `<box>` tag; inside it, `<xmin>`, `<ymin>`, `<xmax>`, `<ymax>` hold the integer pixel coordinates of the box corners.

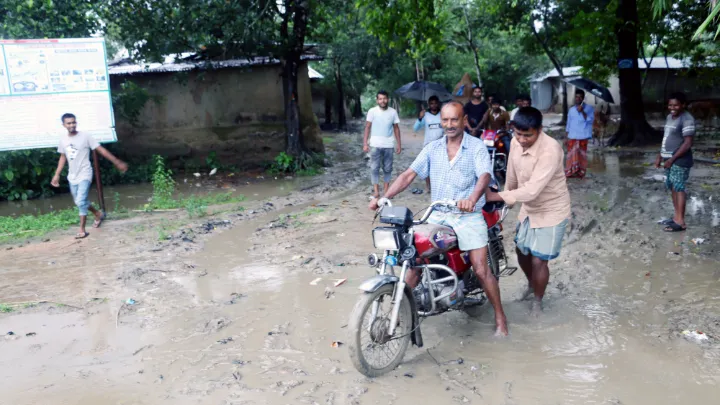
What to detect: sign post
<box><xmin>0</xmin><ymin>38</ymin><xmax>116</xmax><ymax>211</ymax></box>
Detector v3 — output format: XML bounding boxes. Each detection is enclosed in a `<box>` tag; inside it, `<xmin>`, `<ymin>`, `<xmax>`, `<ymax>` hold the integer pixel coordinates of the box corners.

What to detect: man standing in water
<box><xmin>370</xmin><ymin>101</ymin><xmax>509</xmax><ymax>336</ymax></box>
<box><xmin>463</xmin><ymin>86</ymin><xmax>489</xmax><ymax>137</ymax></box>
<box><xmin>565</xmin><ymin>89</ymin><xmax>594</xmax><ymax>179</ymax></box>
<box><xmin>486</xmin><ymin>107</ymin><xmax>570</xmax><ymax>315</ymax></box>
<box><xmin>656</xmin><ymin>92</ymin><xmax>695</xmax><ymax>232</ymax></box>
<box><xmin>51</xmin><ymin>113</ymin><xmax>128</xmax><ymax>239</ymax></box>
<box><xmin>363</xmin><ymin>90</ymin><xmax>402</xmax><ymax>198</ymax></box>
<box><xmin>413</xmin><ymin>95</ymin><xmax>443</xmax><ymax>192</ymax></box>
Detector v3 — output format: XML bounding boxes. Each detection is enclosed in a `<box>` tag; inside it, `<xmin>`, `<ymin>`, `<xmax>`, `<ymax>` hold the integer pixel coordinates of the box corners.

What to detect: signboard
<box><xmin>0</xmin><ymin>38</ymin><xmax>116</xmax><ymax>151</ymax></box>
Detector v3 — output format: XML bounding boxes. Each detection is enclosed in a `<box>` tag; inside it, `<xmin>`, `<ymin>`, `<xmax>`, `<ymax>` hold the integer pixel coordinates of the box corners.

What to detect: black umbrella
<box><xmin>394</xmin><ymin>81</ymin><xmax>453</xmax><ymax>102</ymax></box>
<box><xmin>563</xmin><ymin>77</ymin><xmax>615</xmax><ymax>104</ymax></box>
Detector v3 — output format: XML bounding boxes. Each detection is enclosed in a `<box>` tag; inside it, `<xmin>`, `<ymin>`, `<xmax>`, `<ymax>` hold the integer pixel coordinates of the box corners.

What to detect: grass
<box><xmin>0</xmin><ymin>303</ymin><xmax>14</xmax><ymax>313</ymax></box>
<box><xmin>0</xmin><ymin>191</ymin><xmax>246</xmax><ymax>243</ymax></box>
<box><xmin>0</xmin><ymin>208</ymin><xmax>79</xmax><ymax>242</ymax></box>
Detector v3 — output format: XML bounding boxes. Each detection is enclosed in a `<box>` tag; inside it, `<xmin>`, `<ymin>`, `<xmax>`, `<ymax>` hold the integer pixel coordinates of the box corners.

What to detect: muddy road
<box><xmin>1</xmin><ymin>122</ymin><xmax>719</xmax><ymax>405</ymax></box>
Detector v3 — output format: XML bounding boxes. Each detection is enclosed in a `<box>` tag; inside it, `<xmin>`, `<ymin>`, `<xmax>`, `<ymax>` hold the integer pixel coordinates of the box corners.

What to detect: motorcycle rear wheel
<box><xmin>347</xmin><ymin>284</ymin><xmax>412</xmax><ymax>377</ymax></box>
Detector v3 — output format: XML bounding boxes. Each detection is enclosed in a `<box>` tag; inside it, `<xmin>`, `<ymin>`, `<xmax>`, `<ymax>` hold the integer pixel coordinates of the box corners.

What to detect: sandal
<box><xmin>75</xmin><ymin>232</ymin><xmax>89</xmax><ymax>239</ymax></box>
<box><xmin>663</xmin><ymin>221</ymin><xmax>686</xmax><ymax>232</ymax></box>
<box><xmin>657</xmin><ymin>218</ymin><xmax>674</xmax><ymax>225</ymax></box>
<box><xmin>93</xmin><ymin>213</ymin><xmax>106</xmax><ymax>228</ymax></box>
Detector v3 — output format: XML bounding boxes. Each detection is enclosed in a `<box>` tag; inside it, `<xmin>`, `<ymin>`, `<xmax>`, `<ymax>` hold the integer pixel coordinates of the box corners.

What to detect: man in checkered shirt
<box><xmin>369</xmin><ymin>101</ymin><xmax>509</xmax><ymax>336</ymax></box>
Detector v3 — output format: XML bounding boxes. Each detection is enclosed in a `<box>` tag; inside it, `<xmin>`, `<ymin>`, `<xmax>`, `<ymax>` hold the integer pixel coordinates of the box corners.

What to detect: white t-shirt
<box><xmin>57</xmin><ymin>131</ymin><xmax>100</xmax><ymax>184</ymax></box>
<box><xmin>366</xmin><ymin>106</ymin><xmax>400</xmax><ymax>148</ymax></box>
<box><xmin>421</xmin><ymin>112</ymin><xmax>443</xmax><ymax>146</ymax></box>
<box><xmin>510</xmin><ymin>107</ymin><xmax>519</xmax><ymax>120</ymax></box>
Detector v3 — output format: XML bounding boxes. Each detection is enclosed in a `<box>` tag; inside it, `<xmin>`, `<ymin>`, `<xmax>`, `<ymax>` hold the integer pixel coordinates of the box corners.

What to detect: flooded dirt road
<box><xmin>1</xmin><ymin>122</ymin><xmax>720</xmax><ymax>405</ymax></box>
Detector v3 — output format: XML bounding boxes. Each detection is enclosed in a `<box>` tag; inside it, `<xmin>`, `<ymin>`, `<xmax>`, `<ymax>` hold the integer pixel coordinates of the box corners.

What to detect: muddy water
<box><xmin>2</xmin><ymin>124</ymin><xmax>720</xmax><ymax>404</ymax></box>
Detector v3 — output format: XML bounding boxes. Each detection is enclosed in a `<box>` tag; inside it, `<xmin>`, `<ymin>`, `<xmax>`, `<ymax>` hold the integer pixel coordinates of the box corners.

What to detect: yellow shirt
<box><xmin>498</xmin><ymin>132</ymin><xmax>571</xmax><ymax>228</ymax></box>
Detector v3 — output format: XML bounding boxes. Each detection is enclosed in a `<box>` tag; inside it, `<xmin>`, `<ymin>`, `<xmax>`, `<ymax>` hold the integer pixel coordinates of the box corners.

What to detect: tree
<box><xmin>101</xmin><ymin>0</ymin><xmax>322</xmax><ymax>163</ymax></box>
<box><xmin>496</xmin><ymin>0</ymin><xmax>592</xmax><ymax>124</ymax></box>
<box><xmin>0</xmin><ymin>0</ymin><xmax>100</xmax><ymax>39</ymax></box>
<box><xmin>654</xmin><ymin>0</ymin><xmax>720</xmax><ymax>40</ymax></box>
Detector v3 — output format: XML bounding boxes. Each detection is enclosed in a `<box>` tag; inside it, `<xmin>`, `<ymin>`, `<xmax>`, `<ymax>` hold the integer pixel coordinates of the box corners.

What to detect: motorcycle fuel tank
<box><xmin>413</xmin><ymin>223</ymin><xmax>458</xmax><ymax>257</ymax></box>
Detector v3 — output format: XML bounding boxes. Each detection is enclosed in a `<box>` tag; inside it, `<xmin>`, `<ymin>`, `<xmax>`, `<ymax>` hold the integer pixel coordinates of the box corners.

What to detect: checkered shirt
<box><xmin>410</xmin><ymin>133</ymin><xmax>492</xmax><ymax>212</ymax></box>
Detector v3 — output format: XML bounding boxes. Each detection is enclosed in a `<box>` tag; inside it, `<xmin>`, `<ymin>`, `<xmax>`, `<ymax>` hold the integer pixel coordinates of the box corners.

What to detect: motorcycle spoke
<box><xmin>357</xmin><ymin>292</ymin><xmax>408</xmax><ymax>370</ymax></box>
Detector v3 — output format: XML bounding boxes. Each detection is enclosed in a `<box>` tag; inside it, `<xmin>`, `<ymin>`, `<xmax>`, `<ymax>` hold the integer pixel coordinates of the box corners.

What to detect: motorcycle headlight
<box><xmin>372</xmin><ymin>227</ymin><xmax>401</xmax><ymax>250</ymax></box>
<box><xmin>484</xmin><ymin>139</ymin><xmax>495</xmax><ymax>147</ymax></box>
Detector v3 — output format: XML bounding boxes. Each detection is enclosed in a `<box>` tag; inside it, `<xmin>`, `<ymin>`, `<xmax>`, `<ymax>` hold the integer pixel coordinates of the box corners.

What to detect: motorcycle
<box><xmin>347</xmin><ymin>197</ymin><xmax>517</xmax><ymax>377</ymax></box>
<box><xmin>480</xmin><ymin>129</ymin><xmax>512</xmax><ymax>183</ymax></box>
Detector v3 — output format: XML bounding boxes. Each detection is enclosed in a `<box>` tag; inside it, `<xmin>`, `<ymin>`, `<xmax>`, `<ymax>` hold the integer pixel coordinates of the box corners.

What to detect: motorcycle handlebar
<box><xmin>414</xmin><ymin>200</ymin><xmax>457</xmax><ymax>224</ymax></box>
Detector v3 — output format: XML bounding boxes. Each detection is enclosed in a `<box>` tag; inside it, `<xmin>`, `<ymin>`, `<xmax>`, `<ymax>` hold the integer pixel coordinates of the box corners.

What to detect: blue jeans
<box><xmin>69</xmin><ymin>180</ymin><xmax>92</xmax><ymax>216</ymax></box>
<box><xmin>370</xmin><ymin>147</ymin><xmax>394</xmax><ymax>185</ymax></box>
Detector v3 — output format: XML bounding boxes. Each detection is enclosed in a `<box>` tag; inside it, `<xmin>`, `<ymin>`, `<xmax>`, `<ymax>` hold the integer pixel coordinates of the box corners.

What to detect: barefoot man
<box><xmin>51</xmin><ymin>113</ymin><xmax>128</xmax><ymax>239</ymax></box>
<box><xmin>363</xmin><ymin>90</ymin><xmax>401</xmax><ymax>198</ymax></box>
<box><xmin>370</xmin><ymin>101</ymin><xmax>509</xmax><ymax>336</ymax></box>
<box><xmin>486</xmin><ymin>107</ymin><xmax>571</xmax><ymax>315</ymax></box>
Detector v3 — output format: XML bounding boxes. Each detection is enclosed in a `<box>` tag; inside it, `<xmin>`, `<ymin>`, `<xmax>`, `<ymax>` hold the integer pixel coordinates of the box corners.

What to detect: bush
<box><xmin>267</xmin><ymin>151</ymin><xmax>324</xmax><ymax>176</ymax></box>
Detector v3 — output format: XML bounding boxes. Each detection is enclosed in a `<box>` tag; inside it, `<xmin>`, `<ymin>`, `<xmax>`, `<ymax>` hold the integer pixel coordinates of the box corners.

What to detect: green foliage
<box><xmin>0</xmin><ymin>148</ymin><xmax>59</xmax><ymax>201</ymax></box>
<box><xmin>150</xmin><ymin>155</ymin><xmax>176</xmax><ymax>209</ymax></box>
<box><xmin>0</xmin><ymin>207</ymin><xmax>78</xmax><ymax>241</ymax></box>
<box><xmin>268</xmin><ymin>152</ymin><xmax>323</xmax><ymax>175</ymax></box>
<box><xmin>0</xmin><ymin>0</ymin><xmax>101</xmax><ymax>39</ymax></box>
<box><xmin>112</xmin><ymin>80</ymin><xmax>153</xmax><ymax>125</ymax></box>
<box><xmin>0</xmin><ymin>303</ymin><xmax>13</xmax><ymax>313</ymax></box>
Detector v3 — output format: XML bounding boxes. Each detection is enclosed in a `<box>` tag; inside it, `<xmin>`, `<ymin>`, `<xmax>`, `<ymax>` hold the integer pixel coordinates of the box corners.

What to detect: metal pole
<box><xmin>92</xmin><ymin>149</ymin><xmax>106</xmax><ymax>214</ymax></box>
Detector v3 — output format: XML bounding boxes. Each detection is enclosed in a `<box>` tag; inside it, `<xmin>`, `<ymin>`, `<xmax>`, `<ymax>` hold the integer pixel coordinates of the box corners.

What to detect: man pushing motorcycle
<box><xmin>369</xmin><ymin>101</ymin><xmax>509</xmax><ymax>336</ymax></box>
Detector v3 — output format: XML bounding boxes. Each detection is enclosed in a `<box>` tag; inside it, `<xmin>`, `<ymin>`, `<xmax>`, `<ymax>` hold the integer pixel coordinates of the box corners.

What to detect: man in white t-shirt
<box><xmin>413</xmin><ymin>95</ymin><xmax>443</xmax><ymax>192</ymax></box>
<box><xmin>51</xmin><ymin>113</ymin><xmax>128</xmax><ymax>239</ymax></box>
<box><xmin>363</xmin><ymin>90</ymin><xmax>401</xmax><ymax>198</ymax></box>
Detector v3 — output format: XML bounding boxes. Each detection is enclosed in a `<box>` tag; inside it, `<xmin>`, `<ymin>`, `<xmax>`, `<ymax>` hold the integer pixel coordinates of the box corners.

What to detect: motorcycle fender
<box><xmin>403</xmin><ymin>285</ymin><xmax>423</xmax><ymax>348</ymax></box>
<box><xmin>357</xmin><ymin>274</ymin><xmax>399</xmax><ymax>293</ymax></box>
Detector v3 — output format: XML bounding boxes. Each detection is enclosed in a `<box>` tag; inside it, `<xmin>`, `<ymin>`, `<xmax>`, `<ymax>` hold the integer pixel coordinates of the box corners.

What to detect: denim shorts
<box><xmin>69</xmin><ymin>180</ymin><xmax>92</xmax><ymax>216</ymax></box>
<box><xmin>427</xmin><ymin>210</ymin><xmax>489</xmax><ymax>251</ymax></box>
<box><xmin>515</xmin><ymin>217</ymin><xmax>568</xmax><ymax>261</ymax></box>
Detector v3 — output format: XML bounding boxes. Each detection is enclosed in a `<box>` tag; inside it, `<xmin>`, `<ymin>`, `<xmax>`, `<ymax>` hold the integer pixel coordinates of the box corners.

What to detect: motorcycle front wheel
<box><xmin>347</xmin><ymin>284</ymin><xmax>412</xmax><ymax>377</ymax></box>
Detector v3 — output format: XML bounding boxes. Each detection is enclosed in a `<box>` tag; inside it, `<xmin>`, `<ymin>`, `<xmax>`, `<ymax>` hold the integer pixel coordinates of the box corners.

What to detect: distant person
<box><xmin>565</xmin><ymin>89</ymin><xmax>594</xmax><ymax>179</ymax></box>
<box><xmin>486</xmin><ymin>107</ymin><xmax>571</xmax><ymax>316</ymax></box>
<box><xmin>522</xmin><ymin>95</ymin><xmax>531</xmax><ymax>108</ymax></box>
<box><xmin>486</xmin><ymin>94</ymin><xmax>506</xmax><ymax>111</ymax></box>
<box><xmin>480</xmin><ymin>98</ymin><xmax>511</xmax><ymax>132</ymax></box>
<box><xmin>51</xmin><ymin>113</ymin><xmax>128</xmax><ymax>239</ymax></box>
<box><xmin>413</xmin><ymin>95</ymin><xmax>443</xmax><ymax>192</ymax></box>
<box><xmin>363</xmin><ymin>90</ymin><xmax>402</xmax><ymax>198</ymax></box>
<box><xmin>510</xmin><ymin>95</ymin><xmax>523</xmax><ymax>120</ymax></box>
<box><xmin>656</xmin><ymin>92</ymin><xmax>695</xmax><ymax>232</ymax></box>
<box><xmin>463</xmin><ymin>86</ymin><xmax>489</xmax><ymax>137</ymax></box>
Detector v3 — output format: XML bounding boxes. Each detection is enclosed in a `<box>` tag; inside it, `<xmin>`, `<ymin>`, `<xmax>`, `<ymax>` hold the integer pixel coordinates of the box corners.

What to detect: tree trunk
<box><xmin>531</xmin><ymin>23</ymin><xmax>567</xmax><ymax>124</ymax></box>
<box><xmin>282</xmin><ymin>58</ymin><xmax>303</xmax><ymax>156</ymax></box>
<box><xmin>607</xmin><ymin>0</ymin><xmax>658</xmax><ymax>146</ymax></box>
<box><xmin>280</xmin><ymin>0</ymin><xmax>310</xmax><ymax>157</ymax></box>
<box><xmin>463</xmin><ymin>6</ymin><xmax>482</xmax><ymax>87</ymax></box>
<box><xmin>324</xmin><ymin>89</ymin><xmax>332</xmax><ymax>126</ymax></box>
<box><xmin>334</xmin><ymin>61</ymin><xmax>347</xmax><ymax>130</ymax></box>
<box><xmin>353</xmin><ymin>94</ymin><xmax>362</xmax><ymax>118</ymax></box>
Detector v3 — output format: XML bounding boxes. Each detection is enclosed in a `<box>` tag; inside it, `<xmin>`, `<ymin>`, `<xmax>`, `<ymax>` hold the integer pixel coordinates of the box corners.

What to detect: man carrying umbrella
<box><xmin>565</xmin><ymin>89</ymin><xmax>594</xmax><ymax>179</ymax></box>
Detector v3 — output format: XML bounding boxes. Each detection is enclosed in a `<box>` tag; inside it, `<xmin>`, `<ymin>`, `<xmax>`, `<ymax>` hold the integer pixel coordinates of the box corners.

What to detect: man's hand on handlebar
<box><xmin>368</xmin><ymin>198</ymin><xmax>379</xmax><ymax>211</ymax></box>
<box><xmin>457</xmin><ymin>199</ymin><xmax>477</xmax><ymax>213</ymax></box>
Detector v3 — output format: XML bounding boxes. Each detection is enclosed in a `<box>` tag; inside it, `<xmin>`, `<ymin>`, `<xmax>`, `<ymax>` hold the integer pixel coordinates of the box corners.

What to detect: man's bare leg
<box><xmin>675</xmin><ymin>190</ymin><xmax>687</xmax><ymax>228</ymax></box>
<box><xmin>372</xmin><ymin>184</ymin><xmax>380</xmax><ymax>198</ymax></box>
<box><xmin>469</xmin><ymin>247</ymin><xmax>508</xmax><ymax>336</ymax></box>
<box><xmin>516</xmin><ymin>248</ymin><xmax>534</xmax><ymax>301</ymax></box>
<box><xmin>425</xmin><ymin>178</ymin><xmax>431</xmax><ymax>193</ymax></box>
<box><xmin>530</xmin><ymin>256</ymin><xmax>550</xmax><ymax>316</ymax></box>
<box><xmin>383</xmin><ymin>182</ymin><xmax>390</xmax><ymax>196</ymax></box>
<box><xmin>78</xmin><ymin>215</ymin><xmax>88</xmax><ymax>235</ymax></box>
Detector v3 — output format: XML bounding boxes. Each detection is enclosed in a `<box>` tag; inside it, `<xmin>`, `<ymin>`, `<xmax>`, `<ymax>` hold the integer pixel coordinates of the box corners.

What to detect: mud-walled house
<box><xmin>108</xmin><ymin>52</ymin><xmax>324</xmax><ymax>169</ymax></box>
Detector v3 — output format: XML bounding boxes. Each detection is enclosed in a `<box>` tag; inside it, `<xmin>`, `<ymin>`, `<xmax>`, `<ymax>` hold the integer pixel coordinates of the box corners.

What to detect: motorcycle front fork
<box><xmin>368</xmin><ymin>259</ymin><xmax>410</xmax><ymax>337</ymax></box>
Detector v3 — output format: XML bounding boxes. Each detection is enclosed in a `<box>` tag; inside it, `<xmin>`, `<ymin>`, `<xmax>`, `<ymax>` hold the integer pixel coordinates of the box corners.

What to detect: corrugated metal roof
<box><xmin>108</xmin><ymin>54</ymin><xmax>323</xmax><ymax>76</ymax></box>
<box><xmin>530</xmin><ymin>57</ymin><xmax>691</xmax><ymax>82</ymax></box>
